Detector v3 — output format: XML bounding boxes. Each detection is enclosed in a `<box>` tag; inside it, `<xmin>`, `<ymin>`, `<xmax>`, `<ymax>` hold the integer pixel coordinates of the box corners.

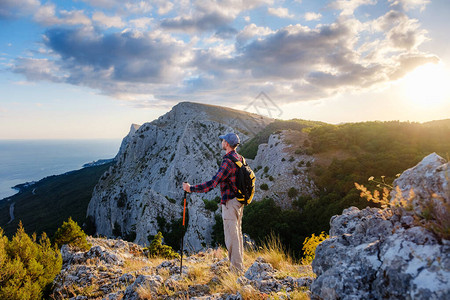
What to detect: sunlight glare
<box><xmin>403</xmin><ymin>63</ymin><xmax>450</xmax><ymax>107</ymax></box>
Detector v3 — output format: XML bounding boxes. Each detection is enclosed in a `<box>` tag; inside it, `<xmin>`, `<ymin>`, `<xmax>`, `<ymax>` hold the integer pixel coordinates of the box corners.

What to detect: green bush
<box><xmin>260</xmin><ymin>183</ymin><xmax>269</xmax><ymax>191</ymax></box>
<box><xmin>288</xmin><ymin>187</ymin><xmax>299</xmax><ymax>198</ymax></box>
<box><xmin>53</xmin><ymin>217</ymin><xmax>91</xmax><ymax>251</ymax></box>
<box><xmin>203</xmin><ymin>199</ymin><xmax>219</xmax><ymax>212</ymax></box>
<box><xmin>145</xmin><ymin>232</ymin><xmax>180</xmax><ymax>259</ymax></box>
<box><xmin>0</xmin><ymin>223</ymin><xmax>62</xmax><ymax>299</ymax></box>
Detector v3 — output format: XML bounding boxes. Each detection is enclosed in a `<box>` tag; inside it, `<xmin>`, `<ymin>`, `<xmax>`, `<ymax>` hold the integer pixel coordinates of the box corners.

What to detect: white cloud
<box><xmin>389</xmin><ymin>0</ymin><xmax>430</xmax><ymax>11</ymax></box>
<box><xmin>12</xmin><ymin>58</ymin><xmax>65</xmax><ymax>82</ymax></box>
<box><xmin>154</xmin><ymin>0</ymin><xmax>174</xmax><ymax>15</ymax></box>
<box><xmin>125</xmin><ymin>1</ymin><xmax>152</xmax><ymax>14</ymax></box>
<box><xmin>161</xmin><ymin>0</ymin><xmax>271</xmax><ymax>32</ymax></box>
<box><xmin>129</xmin><ymin>17</ymin><xmax>153</xmax><ymax>30</ymax></box>
<box><xmin>236</xmin><ymin>24</ymin><xmax>274</xmax><ymax>46</ymax></box>
<box><xmin>267</xmin><ymin>7</ymin><xmax>294</xmax><ymax>18</ymax></box>
<box><xmin>304</xmin><ymin>12</ymin><xmax>322</xmax><ymax>21</ymax></box>
<box><xmin>93</xmin><ymin>12</ymin><xmax>125</xmax><ymax>28</ymax></box>
<box><xmin>330</xmin><ymin>0</ymin><xmax>376</xmax><ymax>16</ymax></box>
<box><xmin>34</xmin><ymin>3</ymin><xmax>91</xmax><ymax>26</ymax></box>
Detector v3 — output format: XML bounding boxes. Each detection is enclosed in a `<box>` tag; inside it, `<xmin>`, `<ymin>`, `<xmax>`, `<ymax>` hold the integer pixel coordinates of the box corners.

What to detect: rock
<box><xmin>311</xmin><ymin>154</ymin><xmax>450</xmax><ymax>300</ymax></box>
<box><xmin>122</xmin><ymin>274</ymin><xmax>163</xmax><ymax>300</ymax></box>
<box><xmin>244</xmin><ymin>257</ymin><xmax>276</xmax><ymax>281</ymax></box>
<box><xmin>391</xmin><ymin>153</ymin><xmax>449</xmax><ymax>219</ymax></box>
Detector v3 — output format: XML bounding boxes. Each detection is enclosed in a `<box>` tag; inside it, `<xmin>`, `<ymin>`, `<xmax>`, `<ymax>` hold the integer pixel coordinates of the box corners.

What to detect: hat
<box><xmin>219</xmin><ymin>133</ymin><xmax>240</xmax><ymax>147</ymax></box>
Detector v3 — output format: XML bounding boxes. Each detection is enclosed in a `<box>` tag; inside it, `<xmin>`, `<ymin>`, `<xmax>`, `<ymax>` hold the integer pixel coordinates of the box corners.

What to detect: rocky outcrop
<box><xmin>311</xmin><ymin>153</ymin><xmax>450</xmax><ymax>299</ymax></box>
<box><xmin>51</xmin><ymin>237</ymin><xmax>313</xmax><ymax>299</ymax></box>
<box><xmin>251</xmin><ymin>131</ymin><xmax>317</xmax><ymax>209</ymax></box>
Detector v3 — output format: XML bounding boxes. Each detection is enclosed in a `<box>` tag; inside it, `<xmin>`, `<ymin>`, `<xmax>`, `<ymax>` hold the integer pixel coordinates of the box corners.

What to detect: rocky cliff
<box><xmin>311</xmin><ymin>153</ymin><xmax>450</xmax><ymax>299</ymax></box>
<box><xmin>89</xmin><ymin>102</ymin><xmax>320</xmax><ymax>252</ymax></box>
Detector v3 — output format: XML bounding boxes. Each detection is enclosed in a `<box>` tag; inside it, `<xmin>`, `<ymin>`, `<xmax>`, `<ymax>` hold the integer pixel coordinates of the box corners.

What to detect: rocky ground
<box><xmin>51</xmin><ymin>237</ymin><xmax>314</xmax><ymax>299</ymax></box>
<box><xmin>311</xmin><ymin>153</ymin><xmax>450</xmax><ymax>300</ymax></box>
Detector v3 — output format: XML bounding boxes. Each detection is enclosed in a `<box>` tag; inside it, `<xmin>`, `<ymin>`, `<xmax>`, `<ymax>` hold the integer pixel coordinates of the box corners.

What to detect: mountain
<box><xmin>87</xmin><ymin>102</ymin><xmax>282</xmax><ymax>250</ymax></box>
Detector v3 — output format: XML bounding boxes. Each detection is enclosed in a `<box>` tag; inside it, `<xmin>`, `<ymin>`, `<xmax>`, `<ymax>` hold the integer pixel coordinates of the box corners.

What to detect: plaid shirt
<box><xmin>190</xmin><ymin>150</ymin><xmax>241</xmax><ymax>204</ymax></box>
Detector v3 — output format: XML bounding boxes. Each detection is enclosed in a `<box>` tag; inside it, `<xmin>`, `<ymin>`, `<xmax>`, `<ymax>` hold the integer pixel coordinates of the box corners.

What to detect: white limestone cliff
<box><xmin>87</xmin><ymin>102</ymin><xmax>275</xmax><ymax>251</ymax></box>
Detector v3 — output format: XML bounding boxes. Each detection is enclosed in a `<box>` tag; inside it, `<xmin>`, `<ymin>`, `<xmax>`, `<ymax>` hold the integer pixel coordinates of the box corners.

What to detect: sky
<box><xmin>0</xmin><ymin>0</ymin><xmax>449</xmax><ymax>140</ymax></box>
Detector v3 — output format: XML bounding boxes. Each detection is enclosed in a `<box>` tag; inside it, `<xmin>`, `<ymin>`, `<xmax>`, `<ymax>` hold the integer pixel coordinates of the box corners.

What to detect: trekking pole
<box><xmin>180</xmin><ymin>189</ymin><xmax>188</xmax><ymax>276</ymax></box>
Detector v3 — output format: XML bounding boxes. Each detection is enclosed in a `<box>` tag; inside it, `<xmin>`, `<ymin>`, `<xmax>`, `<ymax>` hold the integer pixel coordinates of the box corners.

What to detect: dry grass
<box><xmin>136</xmin><ymin>282</ymin><xmax>155</xmax><ymax>299</ymax></box>
<box><xmin>245</xmin><ymin>232</ymin><xmax>294</xmax><ymax>272</ymax></box>
<box><xmin>213</xmin><ymin>269</ymin><xmax>241</xmax><ymax>294</ymax></box>
<box><xmin>123</xmin><ymin>256</ymin><xmax>165</xmax><ymax>274</ymax></box>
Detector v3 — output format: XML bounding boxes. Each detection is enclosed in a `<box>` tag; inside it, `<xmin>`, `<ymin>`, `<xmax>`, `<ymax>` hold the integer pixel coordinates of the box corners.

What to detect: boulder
<box><xmin>311</xmin><ymin>154</ymin><xmax>450</xmax><ymax>300</ymax></box>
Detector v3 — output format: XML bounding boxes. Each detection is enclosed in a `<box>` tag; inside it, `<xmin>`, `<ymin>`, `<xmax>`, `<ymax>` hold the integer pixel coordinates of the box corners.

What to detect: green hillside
<box><xmin>0</xmin><ymin>162</ymin><xmax>114</xmax><ymax>238</ymax></box>
<box><xmin>239</xmin><ymin>118</ymin><xmax>325</xmax><ymax>159</ymax></box>
<box><xmin>240</xmin><ymin>119</ymin><xmax>450</xmax><ymax>257</ymax></box>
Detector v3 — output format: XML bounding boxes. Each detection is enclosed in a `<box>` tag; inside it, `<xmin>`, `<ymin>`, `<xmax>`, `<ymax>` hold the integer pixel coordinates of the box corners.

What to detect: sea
<box><xmin>0</xmin><ymin>139</ymin><xmax>122</xmax><ymax>200</ymax></box>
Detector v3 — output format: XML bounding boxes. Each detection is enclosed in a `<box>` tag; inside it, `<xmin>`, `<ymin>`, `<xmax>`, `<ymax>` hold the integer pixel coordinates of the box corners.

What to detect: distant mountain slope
<box><xmin>0</xmin><ymin>163</ymin><xmax>113</xmax><ymax>238</ymax></box>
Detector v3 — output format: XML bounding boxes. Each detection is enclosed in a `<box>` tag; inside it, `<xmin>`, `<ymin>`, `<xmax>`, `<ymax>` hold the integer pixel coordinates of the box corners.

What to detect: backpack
<box><xmin>226</xmin><ymin>153</ymin><xmax>256</xmax><ymax>205</ymax></box>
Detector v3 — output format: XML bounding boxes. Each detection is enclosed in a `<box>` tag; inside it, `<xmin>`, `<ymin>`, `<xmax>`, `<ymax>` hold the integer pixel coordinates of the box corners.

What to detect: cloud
<box><xmin>92</xmin><ymin>12</ymin><xmax>125</xmax><ymax>28</ymax></box>
<box><xmin>330</xmin><ymin>0</ymin><xmax>376</xmax><ymax>16</ymax></box>
<box><xmin>8</xmin><ymin>0</ymin><xmax>439</xmax><ymax>107</ymax></box>
<box><xmin>389</xmin><ymin>0</ymin><xmax>430</xmax><ymax>11</ymax></box>
<box><xmin>160</xmin><ymin>0</ymin><xmax>271</xmax><ymax>32</ymax></box>
<box><xmin>160</xmin><ymin>11</ymin><xmax>233</xmax><ymax>33</ymax></box>
<box><xmin>129</xmin><ymin>17</ymin><xmax>153</xmax><ymax>30</ymax></box>
<box><xmin>12</xmin><ymin>58</ymin><xmax>64</xmax><ymax>82</ymax></box>
<box><xmin>236</xmin><ymin>24</ymin><xmax>274</xmax><ymax>46</ymax></box>
<box><xmin>34</xmin><ymin>3</ymin><xmax>91</xmax><ymax>26</ymax></box>
<box><xmin>0</xmin><ymin>0</ymin><xmax>40</xmax><ymax>19</ymax></box>
<box><xmin>267</xmin><ymin>7</ymin><xmax>294</xmax><ymax>18</ymax></box>
<box><xmin>304</xmin><ymin>12</ymin><xmax>322</xmax><ymax>21</ymax></box>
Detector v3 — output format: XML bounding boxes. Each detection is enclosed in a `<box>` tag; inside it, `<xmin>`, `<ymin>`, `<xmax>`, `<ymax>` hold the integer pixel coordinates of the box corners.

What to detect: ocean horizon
<box><xmin>0</xmin><ymin>139</ymin><xmax>121</xmax><ymax>200</ymax></box>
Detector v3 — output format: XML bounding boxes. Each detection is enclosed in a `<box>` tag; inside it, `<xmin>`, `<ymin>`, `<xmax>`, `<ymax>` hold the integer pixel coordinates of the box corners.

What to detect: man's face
<box><xmin>221</xmin><ymin>139</ymin><xmax>227</xmax><ymax>150</ymax></box>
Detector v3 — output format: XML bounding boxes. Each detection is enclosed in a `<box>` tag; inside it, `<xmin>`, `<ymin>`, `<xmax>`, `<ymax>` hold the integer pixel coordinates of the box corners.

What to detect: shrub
<box><xmin>295</xmin><ymin>148</ymin><xmax>304</xmax><ymax>155</ymax></box>
<box><xmin>301</xmin><ymin>231</ymin><xmax>329</xmax><ymax>264</ymax></box>
<box><xmin>54</xmin><ymin>217</ymin><xmax>91</xmax><ymax>251</ymax></box>
<box><xmin>145</xmin><ymin>232</ymin><xmax>180</xmax><ymax>259</ymax></box>
<box><xmin>292</xmin><ymin>168</ymin><xmax>299</xmax><ymax>175</ymax></box>
<box><xmin>263</xmin><ymin>166</ymin><xmax>269</xmax><ymax>173</ymax></box>
<box><xmin>269</xmin><ymin>176</ymin><xmax>274</xmax><ymax>181</ymax></box>
<box><xmin>288</xmin><ymin>187</ymin><xmax>299</xmax><ymax>198</ymax></box>
<box><xmin>203</xmin><ymin>199</ymin><xmax>219</xmax><ymax>212</ymax></box>
<box><xmin>260</xmin><ymin>183</ymin><xmax>269</xmax><ymax>191</ymax></box>
<box><xmin>356</xmin><ymin>176</ymin><xmax>450</xmax><ymax>241</ymax></box>
<box><xmin>0</xmin><ymin>222</ymin><xmax>62</xmax><ymax>299</ymax></box>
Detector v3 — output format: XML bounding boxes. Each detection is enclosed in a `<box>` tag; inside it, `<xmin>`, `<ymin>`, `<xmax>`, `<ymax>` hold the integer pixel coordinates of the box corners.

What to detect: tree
<box><xmin>145</xmin><ymin>232</ymin><xmax>180</xmax><ymax>259</ymax></box>
<box><xmin>53</xmin><ymin>217</ymin><xmax>91</xmax><ymax>251</ymax></box>
<box><xmin>0</xmin><ymin>222</ymin><xmax>62</xmax><ymax>299</ymax></box>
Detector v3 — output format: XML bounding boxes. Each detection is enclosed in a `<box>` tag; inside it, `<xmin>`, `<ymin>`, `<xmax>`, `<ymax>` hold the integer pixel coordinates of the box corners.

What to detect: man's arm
<box><xmin>183</xmin><ymin>159</ymin><xmax>232</xmax><ymax>193</ymax></box>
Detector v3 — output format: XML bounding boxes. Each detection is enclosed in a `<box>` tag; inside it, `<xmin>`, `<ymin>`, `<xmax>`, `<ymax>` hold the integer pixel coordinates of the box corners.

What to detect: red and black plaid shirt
<box><xmin>190</xmin><ymin>150</ymin><xmax>242</xmax><ymax>204</ymax></box>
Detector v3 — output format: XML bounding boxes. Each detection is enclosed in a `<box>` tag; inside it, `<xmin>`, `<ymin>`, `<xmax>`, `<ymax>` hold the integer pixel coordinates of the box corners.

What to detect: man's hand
<box><xmin>182</xmin><ymin>182</ymin><xmax>191</xmax><ymax>193</ymax></box>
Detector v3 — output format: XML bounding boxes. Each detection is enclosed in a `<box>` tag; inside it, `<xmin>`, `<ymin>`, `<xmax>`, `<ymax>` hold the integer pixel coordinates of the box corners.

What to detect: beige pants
<box><xmin>222</xmin><ymin>198</ymin><xmax>244</xmax><ymax>272</ymax></box>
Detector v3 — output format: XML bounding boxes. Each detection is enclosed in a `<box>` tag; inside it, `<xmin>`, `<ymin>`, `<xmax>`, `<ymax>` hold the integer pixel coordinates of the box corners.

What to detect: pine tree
<box><xmin>0</xmin><ymin>222</ymin><xmax>62</xmax><ymax>300</ymax></box>
<box><xmin>53</xmin><ymin>217</ymin><xmax>91</xmax><ymax>251</ymax></box>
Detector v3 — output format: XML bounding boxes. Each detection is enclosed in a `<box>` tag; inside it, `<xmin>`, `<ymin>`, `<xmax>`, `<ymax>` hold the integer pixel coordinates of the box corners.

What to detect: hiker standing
<box><xmin>182</xmin><ymin>133</ymin><xmax>245</xmax><ymax>272</ymax></box>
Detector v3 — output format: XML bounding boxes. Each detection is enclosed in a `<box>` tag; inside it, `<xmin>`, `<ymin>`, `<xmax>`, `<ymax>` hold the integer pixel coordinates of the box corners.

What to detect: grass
<box><xmin>91</xmin><ymin>234</ymin><xmax>313</xmax><ymax>300</ymax></box>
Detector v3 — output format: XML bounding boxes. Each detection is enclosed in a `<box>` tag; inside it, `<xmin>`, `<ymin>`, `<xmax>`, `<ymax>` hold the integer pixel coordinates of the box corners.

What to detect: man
<box><xmin>182</xmin><ymin>132</ymin><xmax>244</xmax><ymax>272</ymax></box>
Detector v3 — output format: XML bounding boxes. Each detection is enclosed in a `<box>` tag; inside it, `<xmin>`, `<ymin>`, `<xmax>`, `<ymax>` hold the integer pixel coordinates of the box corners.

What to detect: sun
<box><xmin>402</xmin><ymin>63</ymin><xmax>450</xmax><ymax>107</ymax></box>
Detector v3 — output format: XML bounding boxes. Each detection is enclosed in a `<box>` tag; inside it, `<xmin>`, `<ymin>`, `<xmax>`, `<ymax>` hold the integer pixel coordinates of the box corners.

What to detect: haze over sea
<box><xmin>0</xmin><ymin>139</ymin><xmax>121</xmax><ymax>200</ymax></box>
